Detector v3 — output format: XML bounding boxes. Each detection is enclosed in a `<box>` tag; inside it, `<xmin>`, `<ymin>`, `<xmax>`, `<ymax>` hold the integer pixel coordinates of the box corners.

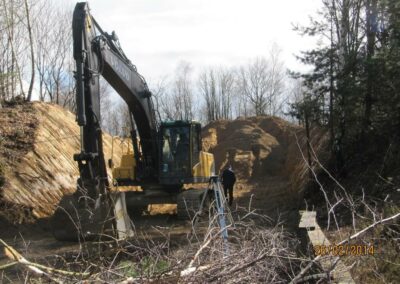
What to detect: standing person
<box><xmin>221</xmin><ymin>165</ymin><xmax>236</xmax><ymax>206</ymax></box>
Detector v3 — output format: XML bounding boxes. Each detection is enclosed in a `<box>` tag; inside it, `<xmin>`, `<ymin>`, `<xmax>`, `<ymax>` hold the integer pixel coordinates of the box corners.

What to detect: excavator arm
<box><xmin>73</xmin><ymin>2</ymin><xmax>159</xmax><ymax>186</ymax></box>
<box><xmin>52</xmin><ymin>2</ymin><xmax>159</xmax><ymax>241</ymax></box>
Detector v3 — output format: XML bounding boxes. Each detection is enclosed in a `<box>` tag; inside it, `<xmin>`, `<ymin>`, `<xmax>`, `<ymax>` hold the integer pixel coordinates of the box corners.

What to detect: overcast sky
<box><xmin>73</xmin><ymin>0</ymin><xmax>322</xmax><ymax>83</ymax></box>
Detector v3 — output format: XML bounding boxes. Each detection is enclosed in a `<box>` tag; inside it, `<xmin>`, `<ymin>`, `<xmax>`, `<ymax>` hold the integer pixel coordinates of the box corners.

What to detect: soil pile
<box><xmin>0</xmin><ymin>103</ymin><xmax>328</xmax><ymax>223</ymax></box>
<box><xmin>0</xmin><ymin>102</ymin><xmax>129</xmax><ymax>223</ymax></box>
<box><xmin>202</xmin><ymin>116</ymin><xmax>329</xmax><ymax>192</ymax></box>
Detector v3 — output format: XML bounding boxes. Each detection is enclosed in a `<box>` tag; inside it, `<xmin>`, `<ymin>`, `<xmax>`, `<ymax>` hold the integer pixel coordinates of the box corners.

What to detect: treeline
<box><xmin>0</xmin><ymin>0</ymin><xmax>74</xmax><ymax>108</ymax></box>
<box><xmin>97</xmin><ymin>47</ymin><xmax>290</xmax><ymax>136</ymax></box>
<box><xmin>151</xmin><ymin>45</ymin><xmax>286</xmax><ymax>122</ymax></box>
<box><xmin>290</xmin><ymin>0</ymin><xmax>400</xmax><ymax>172</ymax></box>
<box><xmin>0</xmin><ymin>0</ymin><xmax>291</xmax><ymax>134</ymax></box>
<box><xmin>6</xmin><ymin>0</ymin><xmax>398</xmax><ymax>161</ymax></box>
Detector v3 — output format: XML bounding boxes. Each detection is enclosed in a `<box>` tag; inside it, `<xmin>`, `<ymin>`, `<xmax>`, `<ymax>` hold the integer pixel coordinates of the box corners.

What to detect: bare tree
<box><xmin>100</xmin><ymin>88</ymin><xmax>131</xmax><ymax>137</ymax></box>
<box><xmin>108</xmin><ymin>107</ymin><xmax>121</xmax><ymax>136</ymax></box>
<box><xmin>198</xmin><ymin>66</ymin><xmax>235</xmax><ymax>122</ymax></box>
<box><xmin>151</xmin><ymin>76</ymin><xmax>173</xmax><ymax>121</ymax></box>
<box><xmin>0</xmin><ymin>0</ymin><xmax>73</xmax><ymax>104</ymax></box>
<box><xmin>237</xmin><ymin>46</ymin><xmax>285</xmax><ymax>116</ymax></box>
<box><xmin>233</xmin><ymin>67</ymin><xmax>251</xmax><ymax>118</ymax></box>
<box><xmin>1</xmin><ymin>0</ymin><xmax>26</xmax><ymax>100</ymax></box>
<box><xmin>150</xmin><ymin>62</ymin><xmax>196</xmax><ymax>121</ymax></box>
<box><xmin>118</xmin><ymin>102</ymin><xmax>131</xmax><ymax>138</ymax></box>
<box><xmin>217</xmin><ymin>67</ymin><xmax>235</xmax><ymax>119</ymax></box>
<box><xmin>34</xmin><ymin>1</ymin><xmax>73</xmax><ymax>105</ymax></box>
<box><xmin>34</xmin><ymin>0</ymin><xmax>52</xmax><ymax>101</ymax></box>
<box><xmin>238</xmin><ymin>57</ymin><xmax>269</xmax><ymax>116</ymax></box>
<box><xmin>198</xmin><ymin>68</ymin><xmax>219</xmax><ymax>122</ymax></box>
<box><xmin>267</xmin><ymin>45</ymin><xmax>285</xmax><ymax>115</ymax></box>
<box><xmin>99</xmin><ymin>78</ymin><xmax>113</xmax><ymax>130</ymax></box>
<box><xmin>111</xmin><ymin>101</ymin><xmax>131</xmax><ymax>137</ymax></box>
<box><xmin>24</xmin><ymin>0</ymin><xmax>34</xmax><ymax>101</ymax></box>
<box><xmin>173</xmin><ymin>61</ymin><xmax>194</xmax><ymax>121</ymax></box>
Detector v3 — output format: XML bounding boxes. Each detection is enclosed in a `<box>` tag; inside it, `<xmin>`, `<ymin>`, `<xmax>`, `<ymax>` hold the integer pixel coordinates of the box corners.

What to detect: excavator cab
<box><xmin>159</xmin><ymin>121</ymin><xmax>202</xmax><ymax>184</ymax></box>
<box><xmin>112</xmin><ymin>120</ymin><xmax>214</xmax><ymax>186</ymax></box>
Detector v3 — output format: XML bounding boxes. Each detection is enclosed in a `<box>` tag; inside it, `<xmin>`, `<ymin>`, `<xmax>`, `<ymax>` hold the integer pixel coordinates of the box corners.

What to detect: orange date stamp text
<box><xmin>314</xmin><ymin>244</ymin><xmax>375</xmax><ymax>256</ymax></box>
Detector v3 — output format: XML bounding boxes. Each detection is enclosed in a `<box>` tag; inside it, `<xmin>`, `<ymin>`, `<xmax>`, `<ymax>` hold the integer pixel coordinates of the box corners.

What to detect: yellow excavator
<box><xmin>51</xmin><ymin>2</ymin><xmax>215</xmax><ymax>241</ymax></box>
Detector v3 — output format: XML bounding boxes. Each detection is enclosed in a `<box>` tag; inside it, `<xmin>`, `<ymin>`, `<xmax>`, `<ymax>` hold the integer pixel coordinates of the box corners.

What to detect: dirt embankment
<box><xmin>0</xmin><ymin>102</ymin><xmax>129</xmax><ymax>223</ymax></box>
<box><xmin>0</xmin><ymin>102</ymin><xmax>328</xmax><ymax>224</ymax></box>
<box><xmin>202</xmin><ymin>116</ymin><xmax>329</xmax><ymax>203</ymax></box>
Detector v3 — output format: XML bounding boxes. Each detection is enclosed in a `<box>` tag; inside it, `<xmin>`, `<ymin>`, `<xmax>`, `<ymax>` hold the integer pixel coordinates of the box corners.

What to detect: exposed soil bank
<box><xmin>0</xmin><ymin>102</ymin><xmax>128</xmax><ymax>223</ymax></box>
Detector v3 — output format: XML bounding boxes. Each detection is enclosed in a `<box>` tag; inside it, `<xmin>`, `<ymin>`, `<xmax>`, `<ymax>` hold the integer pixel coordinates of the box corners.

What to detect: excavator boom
<box><xmin>73</xmin><ymin>2</ymin><xmax>158</xmax><ymax>185</ymax></box>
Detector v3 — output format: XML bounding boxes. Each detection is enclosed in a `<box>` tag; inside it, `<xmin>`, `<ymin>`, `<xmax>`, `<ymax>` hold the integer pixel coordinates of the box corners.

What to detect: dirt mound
<box><xmin>0</xmin><ymin>102</ymin><xmax>129</xmax><ymax>223</ymax></box>
<box><xmin>202</xmin><ymin>116</ymin><xmax>329</xmax><ymax>191</ymax></box>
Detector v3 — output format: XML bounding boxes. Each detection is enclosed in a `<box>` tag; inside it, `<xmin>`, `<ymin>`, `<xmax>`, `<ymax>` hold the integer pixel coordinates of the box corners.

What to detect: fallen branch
<box><xmin>0</xmin><ymin>261</ymin><xmax>18</xmax><ymax>270</ymax></box>
<box><xmin>187</xmin><ymin>238</ymin><xmax>212</xmax><ymax>269</ymax></box>
<box><xmin>180</xmin><ymin>265</ymin><xmax>210</xmax><ymax>277</ymax></box>
<box><xmin>293</xmin><ymin>272</ymin><xmax>331</xmax><ymax>284</ymax></box>
<box><xmin>0</xmin><ymin>238</ymin><xmax>90</xmax><ymax>279</ymax></box>
<box><xmin>336</xmin><ymin>212</ymin><xmax>400</xmax><ymax>246</ymax></box>
<box><xmin>209</xmin><ymin>252</ymin><xmax>270</xmax><ymax>281</ymax></box>
<box><xmin>290</xmin><ymin>212</ymin><xmax>400</xmax><ymax>284</ymax></box>
<box><xmin>180</xmin><ymin>225</ymin><xmax>228</xmax><ymax>277</ymax></box>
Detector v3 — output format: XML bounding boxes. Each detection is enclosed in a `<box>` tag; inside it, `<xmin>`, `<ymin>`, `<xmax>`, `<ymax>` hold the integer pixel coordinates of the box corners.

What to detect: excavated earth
<box><xmin>0</xmin><ymin>102</ymin><xmax>329</xmax><ymax>280</ymax></box>
<box><xmin>0</xmin><ymin>102</ymin><xmax>329</xmax><ymax>227</ymax></box>
<box><xmin>202</xmin><ymin>116</ymin><xmax>329</xmax><ymax>219</ymax></box>
<box><xmin>0</xmin><ymin>101</ymin><xmax>129</xmax><ymax>224</ymax></box>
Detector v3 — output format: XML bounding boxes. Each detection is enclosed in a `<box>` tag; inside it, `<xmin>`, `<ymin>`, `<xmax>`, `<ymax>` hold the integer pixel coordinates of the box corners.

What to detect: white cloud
<box><xmin>80</xmin><ymin>0</ymin><xmax>321</xmax><ymax>80</ymax></box>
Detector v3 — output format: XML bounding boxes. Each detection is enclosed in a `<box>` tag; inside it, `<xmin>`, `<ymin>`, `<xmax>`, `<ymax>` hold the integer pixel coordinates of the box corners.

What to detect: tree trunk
<box><xmin>304</xmin><ymin>109</ymin><xmax>313</xmax><ymax>179</ymax></box>
<box><xmin>329</xmin><ymin>14</ymin><xmax>335</xmax><ymax>148</ymax></box>
<box><xmin>24</xmin><ymin>0</ymin><xmax>35</xmax><ymax>102</ymax></box>
<box><xmin>362</xmin><ymin>0</ymin><xmax>377</xmax><ymax>137</ymax></box>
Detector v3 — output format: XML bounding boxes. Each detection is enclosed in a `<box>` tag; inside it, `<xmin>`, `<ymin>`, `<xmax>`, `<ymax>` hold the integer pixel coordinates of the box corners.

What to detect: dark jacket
<box><xmin>221</xmin><ymin>168</ymin><xmax>236</xmax><ymax>187</ymax></box>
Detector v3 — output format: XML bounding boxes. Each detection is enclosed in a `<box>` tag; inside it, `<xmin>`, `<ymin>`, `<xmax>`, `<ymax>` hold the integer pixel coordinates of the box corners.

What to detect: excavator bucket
<box><xmin>112</xmin><ymin>192</ymin><xmax>134</xmax><ymax>239</ymax></box>
<box><xmin>51</xmin><ymin>189</ymin><xmax>133</xmax><ymax>241</ymax></box>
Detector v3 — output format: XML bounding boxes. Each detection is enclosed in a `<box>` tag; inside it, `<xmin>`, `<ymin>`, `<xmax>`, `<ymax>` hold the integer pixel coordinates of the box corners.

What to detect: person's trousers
<box><xmin>223</xmin><ymin>184</ymin><xmax>234</xmax><ymax>206</ymax></box>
